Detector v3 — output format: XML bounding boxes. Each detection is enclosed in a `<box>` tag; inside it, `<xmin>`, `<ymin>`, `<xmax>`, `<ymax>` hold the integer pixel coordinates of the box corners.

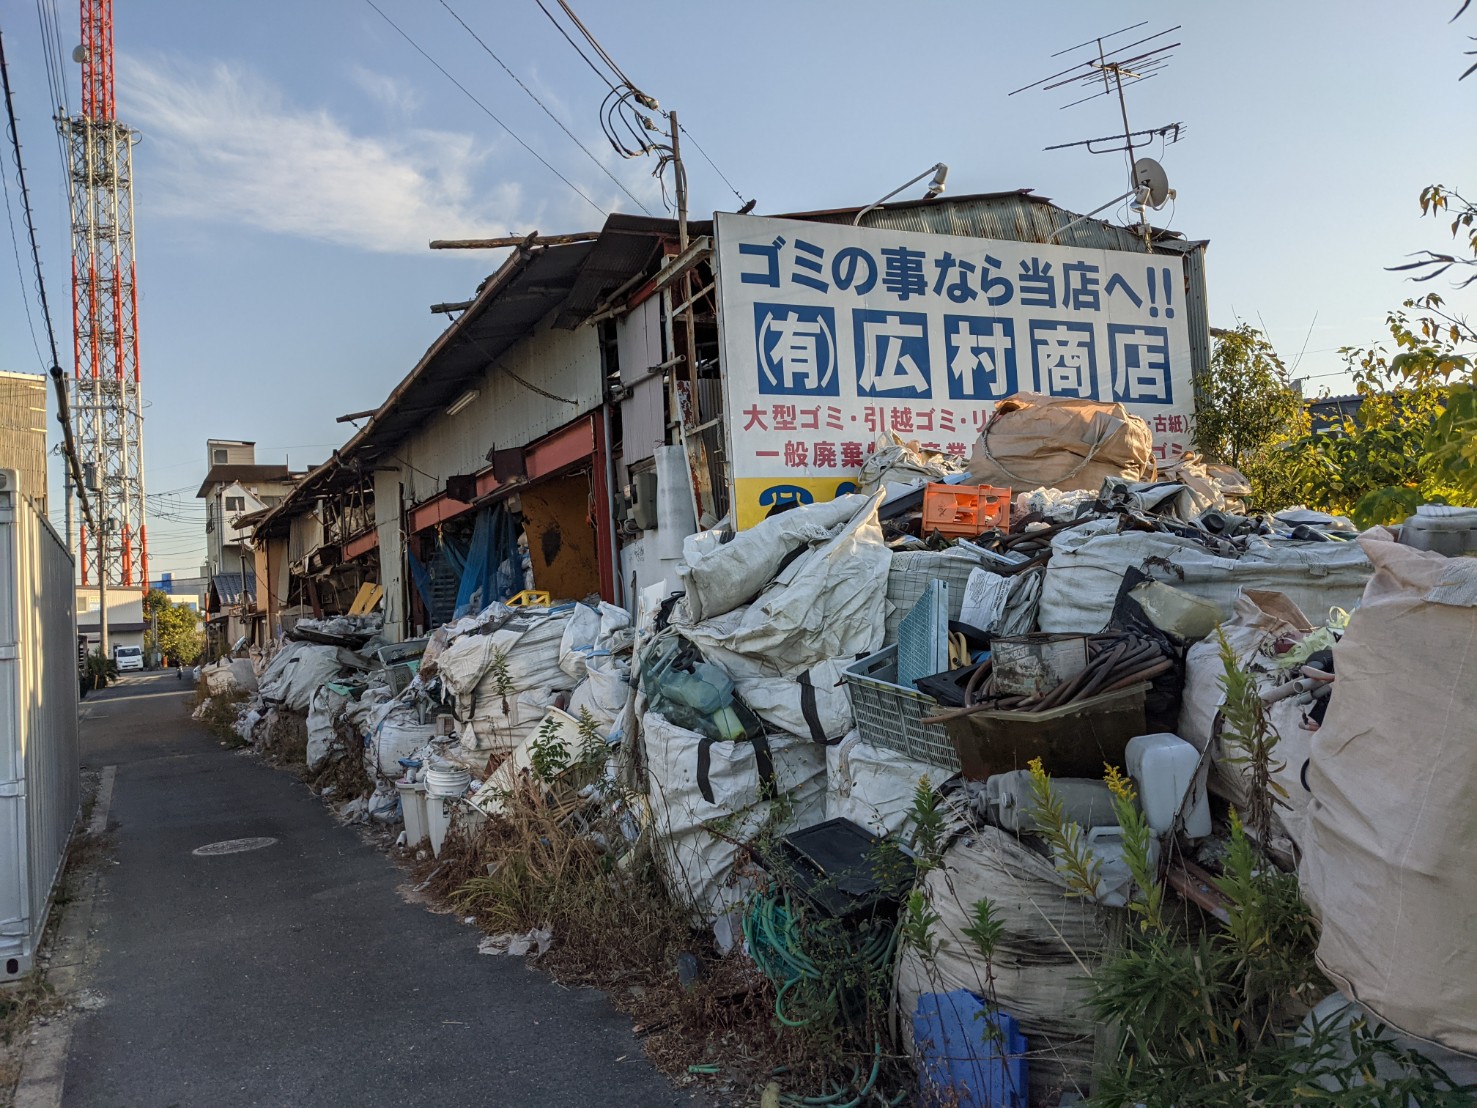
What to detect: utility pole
<box><xmin>97</xmin><ymin>516</ymin><xmax>109</xmax><ymax>660</ymax></box>
<box><xmin>669</xmin><ymin>111</ymin><xmax>700</xmax><ymax>410</ymax></box>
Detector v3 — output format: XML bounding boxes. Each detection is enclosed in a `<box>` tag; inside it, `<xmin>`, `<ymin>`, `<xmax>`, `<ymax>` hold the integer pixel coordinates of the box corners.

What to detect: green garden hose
<box><xmin>742</xmin><ymin>892</ymin><xmax>907</xmax><ymax>1106</ymax></box>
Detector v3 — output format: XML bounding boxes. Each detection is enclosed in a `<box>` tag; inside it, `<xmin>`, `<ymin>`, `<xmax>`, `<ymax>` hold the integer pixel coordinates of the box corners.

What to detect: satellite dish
<box><xmin>1133</xmin><ymin>157</ymin><xmax>1171</xmax><ymax>209</ymax></box>
<box><xmin>72</xmin><ymin>44</ymin><xmax>87</xmax><ymax>64</ymax></box>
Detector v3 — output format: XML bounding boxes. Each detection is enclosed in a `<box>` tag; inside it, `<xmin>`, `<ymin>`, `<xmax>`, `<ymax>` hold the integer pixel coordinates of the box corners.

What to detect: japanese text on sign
<box><xmin>715</xmin><ymin>214</ymin><xmax>1198</xmax><ymax>528</ymax></box>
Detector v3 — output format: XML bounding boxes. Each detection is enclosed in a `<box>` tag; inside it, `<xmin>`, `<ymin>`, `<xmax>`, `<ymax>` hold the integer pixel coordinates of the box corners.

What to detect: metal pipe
<box><xmin>852</xmin><ymin>163</ymin><xmax>948</xmax><ymax>226</ymax></box>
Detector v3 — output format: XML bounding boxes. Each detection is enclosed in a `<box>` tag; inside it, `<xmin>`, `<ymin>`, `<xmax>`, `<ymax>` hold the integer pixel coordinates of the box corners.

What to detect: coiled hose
<box><xmin>741</xmin><ymin>892</ymin><xmax>907</xmax><ymax>1107</ymax></box>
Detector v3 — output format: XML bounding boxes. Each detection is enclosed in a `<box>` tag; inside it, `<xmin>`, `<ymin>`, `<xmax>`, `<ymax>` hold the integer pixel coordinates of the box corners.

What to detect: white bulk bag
<box><xmin>1300</xmin><ymin>529</ymin><xmax>1477</xmax><ymax>1054</ymax></box>
<box><xmin>306</xmin><ymin>684</ymin><xmax>350</xmax><ymax>770</ymax></box>
<box><xmin>567</xmin><ymin>654</ymin><xmax>632</xmax><ymax>730</ymax></box>
<box><xmin>825</xmin><ymin>732</ymin><xmax>953</xmax><ymax>838</ymax></box>
<box><xmin>678</xmin><ymin>495</ymin><xmax>866</xmax><ymax>623</ymax></box>
<box><xmin>643</xmin><ymin>711</ymin><xmax>825</xmax><ymax>922</ymax></box>
<box><xmin>1178</xmin><ymin>589</ymin><xmax>1316</xmax><ymax>850</ymax></box>
<box><xmin>1037</xmin><ymin>518</ymin><xmax>1372</xmax><ymax>633</ymax></box>
<box><xmin>895</xmin><ymin>827</ymin><xmax>1118</xmax><ymax>1105</ymax></box>
<box><xmin>673</xmin><ymin>492</ymin><xmax>890</xmax><ymax>678</ymax></box>
<box><xmin>734</xmin><ymin>658</ymin><xmax>856</xmax><ymax>745</ymax></box>
<box><xmin>258</xmin><ymin>643</ymin><xmax>345</xmax><ymax>712</ymax></box>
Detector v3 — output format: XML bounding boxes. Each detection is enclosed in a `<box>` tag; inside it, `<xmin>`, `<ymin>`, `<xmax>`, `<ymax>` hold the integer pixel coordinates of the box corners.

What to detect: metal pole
<box><xmin>64</xmin><ymin>469</ymin><xmax>73</xmax><ymax>557</ymax></box>
<box><xmin>97</xmin><ymin>517</ymin><xmax>109</xmax><ymax>661</ymax></box>
<box><xmin>669</xmin><ymin>111</ymin><xmax>699</xmax><ymax>411</ymax></box>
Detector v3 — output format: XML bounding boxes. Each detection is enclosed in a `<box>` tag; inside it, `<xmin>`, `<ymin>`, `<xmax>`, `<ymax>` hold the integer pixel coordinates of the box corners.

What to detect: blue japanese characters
<box><xmin>738</xmin><ymin>232</ymin><xmax>1180</xmax><ymax>406</ymax></box>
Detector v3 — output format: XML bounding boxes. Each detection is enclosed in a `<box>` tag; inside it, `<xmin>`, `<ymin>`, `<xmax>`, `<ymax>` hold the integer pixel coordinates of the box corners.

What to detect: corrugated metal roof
<box><xmin>209</xmin><ymin>572</ymin><xmax>255</xmax><ymax>609</ymax></box>
<box><xmin>195</xmin><ymin>463</ymin><xmax>294</xmax><ymax>499</ymax></box>
<box><xmin>255</xmin><ymin>240</ymin><xmax>598</xmax><ymax>534</ymax></box>
<box><xmin>808</xmin><ymin>189</ymin><xmax>1197</xmax><ymax>256</ymax></box>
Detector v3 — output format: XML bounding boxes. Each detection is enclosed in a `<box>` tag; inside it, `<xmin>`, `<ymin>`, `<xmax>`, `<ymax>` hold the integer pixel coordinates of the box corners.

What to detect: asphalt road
<box><xmin>63</xmin><ymin>671</ymin><xmax>696</xmax><ymax>1108</ymax></box>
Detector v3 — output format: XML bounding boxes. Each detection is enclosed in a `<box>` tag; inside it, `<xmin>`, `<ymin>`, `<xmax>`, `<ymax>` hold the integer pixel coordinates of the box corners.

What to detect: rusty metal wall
<box><xmin>0</xmin><ymin>467</ymin><xmax>80</xmax><ymax>981</ymax></box>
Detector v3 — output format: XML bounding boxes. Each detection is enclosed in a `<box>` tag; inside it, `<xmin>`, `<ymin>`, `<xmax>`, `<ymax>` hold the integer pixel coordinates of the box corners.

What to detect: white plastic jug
<box><xmin>984</xmin><ymin>770</ymin><xmax>1116</xmax><ymax>833</ymax></box>
<box><xmin>1125</xmin><ymin>732</ymin><xmax>1210</xmax><ymax>838</ymax></box>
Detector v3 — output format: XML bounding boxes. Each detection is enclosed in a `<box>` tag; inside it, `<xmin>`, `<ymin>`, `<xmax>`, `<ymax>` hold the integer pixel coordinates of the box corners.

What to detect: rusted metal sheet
<box><xmin>343</xmin><ymin>528</ymin><xmax>379</xmax><ymax>560</ymax></box>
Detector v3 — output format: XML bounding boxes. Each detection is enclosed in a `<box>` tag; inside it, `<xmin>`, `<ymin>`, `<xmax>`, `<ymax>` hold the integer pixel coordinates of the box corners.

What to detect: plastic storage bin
<box><xmin>944</xmin><ymin>683</ymin><xmax>1149</xmax><ymax>781</ymax></box>
<box><xmin>922</xmin><ymin>483</ymin><xmax>1011</xmax><ymax>538</ymax></box>
<box><xmin>913</xmin><ymin>989</ymin><xmax>1028</xmax><ymax>1107</ymax></box>
<box><xmin>842</xmin><ymin>646</ymin><xmax>960</xmax><ymax>772</ymax></box>
<box><xmin>397</xmin><ymin>780</ymin><xmax>428</xmax><ymax>846</ymax></box>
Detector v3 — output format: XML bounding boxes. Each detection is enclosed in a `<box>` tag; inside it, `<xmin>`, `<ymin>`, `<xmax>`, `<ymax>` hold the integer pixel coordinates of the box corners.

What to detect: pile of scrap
<box><xmin>208</xmin><ymin>394</ymin><xmax>1477</xmax><ymax>1105</ymax></box>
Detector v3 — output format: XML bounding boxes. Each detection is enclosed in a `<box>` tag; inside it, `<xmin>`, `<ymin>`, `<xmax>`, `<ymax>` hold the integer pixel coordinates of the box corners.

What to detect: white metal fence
<box><xmin>0</xmin><ymin>467</ymin><xmax>80</xmax><ymax>980</ymax></box>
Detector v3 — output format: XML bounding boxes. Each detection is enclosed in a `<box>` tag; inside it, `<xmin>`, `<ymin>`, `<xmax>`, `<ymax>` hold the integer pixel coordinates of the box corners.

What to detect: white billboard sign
<box><xmin>714</xmin><ymin>213</ymin><xmax>1196</xmax><ymax>529</ymax></box>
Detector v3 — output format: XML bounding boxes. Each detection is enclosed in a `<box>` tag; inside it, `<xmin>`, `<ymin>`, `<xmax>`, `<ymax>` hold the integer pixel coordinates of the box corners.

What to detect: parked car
<box><xmin>114</xmin><ymin>644</ymin><xmax>145</xmax><ymax>672</ymax></box>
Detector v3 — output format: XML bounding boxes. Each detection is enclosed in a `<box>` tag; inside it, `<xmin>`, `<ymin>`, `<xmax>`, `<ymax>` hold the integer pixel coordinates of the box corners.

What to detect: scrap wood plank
<box><xmin>347</xmin><ymin>582</ymin><xmax>384</xmax><ymax>616</ymax></box>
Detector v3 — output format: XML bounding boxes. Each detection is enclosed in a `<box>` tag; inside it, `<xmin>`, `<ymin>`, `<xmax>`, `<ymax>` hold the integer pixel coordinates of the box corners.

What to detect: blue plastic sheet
<box><xmin>454</xmin><ymin>505</ymin><xmax>520</xmax><ymax>619</ymax></box>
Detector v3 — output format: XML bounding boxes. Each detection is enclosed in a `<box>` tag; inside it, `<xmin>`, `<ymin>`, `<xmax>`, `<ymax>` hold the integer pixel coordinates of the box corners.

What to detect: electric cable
<box><xmin>552</xmin><ymin>0</ymin><xmax>637</xmax><ymax>90</ymax></box>
<box><xmin>0</xmin><ymin>27</ymin><xmax>64</xmax><ymax>372</ymax></box>
<box><xmin>434</xmin><ymin>0</ymin><xmax>652</xmax><ymax>215</ymax></box>
<box><xmin>675</xmin><ymin>120</ymin><xmax>745</xmax><ymax>207</ymax></box>
<box><xmin>361</xmin><ymin>0</ymin><xmax>607</xmax><ymax>218</ymax></box>
<box><xmin>0</xmin><ymin>129</ymin><xmax>45</xmax><ymax>367</ymax></box>
<box><xmin>530</xmin><ymin>0</ymin><xmax>614</xmax><ymax>91</ymax></box>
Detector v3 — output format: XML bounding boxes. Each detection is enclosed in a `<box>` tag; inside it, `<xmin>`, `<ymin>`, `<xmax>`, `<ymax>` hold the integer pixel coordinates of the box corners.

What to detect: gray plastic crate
<box><xmin>842</xmin><ymin>646</ymin><xmax>960</xmax><ymax>773</ymax></box>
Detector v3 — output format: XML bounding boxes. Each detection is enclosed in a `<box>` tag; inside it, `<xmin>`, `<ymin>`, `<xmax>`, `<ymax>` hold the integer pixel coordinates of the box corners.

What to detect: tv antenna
<box><xmin>1010</xmin><ymin>23</ymin><xmax>1184</xmax><ymax>242</ymax></box>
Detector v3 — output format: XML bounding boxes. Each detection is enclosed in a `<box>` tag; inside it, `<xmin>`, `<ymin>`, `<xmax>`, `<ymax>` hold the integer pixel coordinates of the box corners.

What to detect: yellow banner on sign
<box><xmin>733</xmin><ymin>476</ymin><xmax>860</xmax><ymax>530</ymax></box>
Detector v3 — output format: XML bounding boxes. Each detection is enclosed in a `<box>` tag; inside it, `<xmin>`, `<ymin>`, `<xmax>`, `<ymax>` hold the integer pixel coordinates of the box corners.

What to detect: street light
<box><xmin>852</xmin><ymin>162</ymin><xmax>949</xmax><ymax>226</ymax></box>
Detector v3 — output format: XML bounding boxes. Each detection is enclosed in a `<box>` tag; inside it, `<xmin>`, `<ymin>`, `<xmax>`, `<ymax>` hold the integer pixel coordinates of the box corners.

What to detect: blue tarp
<box><xmin>453</xmin><ymin>505</ymin><xmax>520</xmax><ymax>619</ymax></box>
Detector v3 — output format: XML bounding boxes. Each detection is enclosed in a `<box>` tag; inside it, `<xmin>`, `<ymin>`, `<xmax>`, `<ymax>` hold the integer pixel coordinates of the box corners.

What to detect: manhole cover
<box><xmin>192</xmin><ymin>837</ymin><xmax>279</xmax><ymax>857</ymax></box>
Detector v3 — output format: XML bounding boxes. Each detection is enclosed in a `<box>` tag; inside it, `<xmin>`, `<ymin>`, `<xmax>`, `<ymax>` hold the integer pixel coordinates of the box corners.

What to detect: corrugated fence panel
<box><xmin>0</xmin><ymin>467</ymin><xmax>79</xmax><ymax>980</ymax></box>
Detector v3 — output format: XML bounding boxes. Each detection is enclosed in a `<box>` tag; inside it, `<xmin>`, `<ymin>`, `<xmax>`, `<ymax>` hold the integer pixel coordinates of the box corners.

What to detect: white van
<box><xmin>114</xmin><ymin>645</ymin><xmax>144</xmax><ymax>672</ymax></box>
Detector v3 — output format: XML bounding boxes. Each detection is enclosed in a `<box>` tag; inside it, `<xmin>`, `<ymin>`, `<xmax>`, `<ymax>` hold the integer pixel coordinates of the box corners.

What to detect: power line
<box><xmin>0</xmin><ymin>28</ymin><xmax>63</xmax><ymax>373</ymax></box>
<box><xmin>361</xmin><ymin>0</ymin><xmax>607</xmax><ymax>218</ymax></box>
<box><xmin>434</xmin><ymin>0</ymin><xmax>651</xmax><ymax>215</ymax></box>
<box><xmin>530</xmin><ymin>0</ymin><xmax>748</xmax><ymax>210</ymax></box>
<box><xmin>0</xmin><ymin>134</ymin><xmax>44</xmax><ymax>367</ymax></box>
<box><xmin>676</xmin><ymin>120</ymin><xmax>745</xmax><ymax>206</ymax></box>
<box><xmin>553</xmin><ymin>0</ymin><xmax>637</xmax><ymax>90</ymax></box>
<box><xmin>531</xmin><ymin>0</ymin><xmax>613</xmax><ymax>91</ymax></box>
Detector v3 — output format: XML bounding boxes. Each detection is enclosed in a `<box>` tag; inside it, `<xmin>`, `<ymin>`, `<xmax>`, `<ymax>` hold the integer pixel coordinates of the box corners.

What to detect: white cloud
<box><xmin>349</xmin><ymin>65</ymin><xmax>422</xmax><ymax>116</ymax></box>
<box><xmin>118</xmin><ymin>54</ymin><xmax>575</xmax><ymax>254</ymax></box>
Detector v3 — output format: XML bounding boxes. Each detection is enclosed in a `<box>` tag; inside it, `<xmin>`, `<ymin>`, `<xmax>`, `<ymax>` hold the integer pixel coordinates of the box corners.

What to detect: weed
<box><xmin>1083</xmin><ymin>650</ymin><xmax>1474</xmax><ymax>1104</ymax></box>
<box><xmin>1215</xmin><ymin>626</ymin><xmax>1289</xmax><ymax>847</ymax></box>
<box><xmin>1026</xmin><ymin>756</ymin><xmax>1102</xmax><ymax>899</ymax></box>
<box><xmin>193</xmin><ymin>687</ymin><xmax>249</xmax><ymax>746</ymax></box>
<box><xmin>0</xmin><ymin>973</ymin><xmax>60</xmax><ymax>1047</ymax></box>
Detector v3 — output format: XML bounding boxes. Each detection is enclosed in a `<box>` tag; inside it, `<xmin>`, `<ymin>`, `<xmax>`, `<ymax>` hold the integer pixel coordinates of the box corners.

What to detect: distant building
<box><xmin>197</xmin><ymin>440</ymin><xmax>303</xmax><ymax>654</ymax></box>
<box><xmin>151</xmin><ymin>571</ymin><xmax>209</xmax><ymax>612</ymax></box>
<box><xmin>1308</xmin><ymin>394</ymin><xmax>1364</xmax><ymax>434</ymax></box>
<box><xmin>76</xmin><ymin>586</ymin><xmax>145</xmax><ymax>655</ymax></box>
<box><xmin>0</xmin><ymin>371</ymin><xmax>48</xmax><ymax>514</ymax></box>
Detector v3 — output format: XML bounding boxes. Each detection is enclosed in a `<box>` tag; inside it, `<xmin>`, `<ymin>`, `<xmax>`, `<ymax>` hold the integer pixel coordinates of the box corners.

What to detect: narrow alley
<box><xmin>59</xmin><ymin>672</ymin><xmax>695</xmax><ymax>1108</ymax></box>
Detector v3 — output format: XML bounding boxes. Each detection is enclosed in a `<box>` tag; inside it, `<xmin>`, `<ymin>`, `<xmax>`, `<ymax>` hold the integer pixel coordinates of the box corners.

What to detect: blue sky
<box><xmin>1</xmin><ymin>0</ymin><xmax>1474</xmax><ymax>574</ymax></box>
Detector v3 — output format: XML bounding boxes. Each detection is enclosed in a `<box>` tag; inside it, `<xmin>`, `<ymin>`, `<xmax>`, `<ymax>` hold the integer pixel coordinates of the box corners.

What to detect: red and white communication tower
<box><xmin>61</xmin><ymin>0</ymin><xmax>146</xmax><ymax>588</ymax></box>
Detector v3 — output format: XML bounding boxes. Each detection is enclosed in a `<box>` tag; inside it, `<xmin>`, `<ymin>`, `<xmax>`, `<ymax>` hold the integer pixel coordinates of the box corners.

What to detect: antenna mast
<box><xmin>1011</xmin><ymin>23</ymin><xmax>1184</xmax><ymax>241</ymax></box>
<box><xmin>60</xmin><ymin>0</ymin><xmax>147</xmax><ymax>590</ymax></box>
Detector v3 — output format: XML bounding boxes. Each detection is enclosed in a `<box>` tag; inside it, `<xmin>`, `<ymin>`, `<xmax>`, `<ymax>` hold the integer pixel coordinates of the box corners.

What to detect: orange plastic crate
<box><xmin>921</xmin><ymin>483</ymin><xmax>1011</xmax><ymax>537</ymax></box>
